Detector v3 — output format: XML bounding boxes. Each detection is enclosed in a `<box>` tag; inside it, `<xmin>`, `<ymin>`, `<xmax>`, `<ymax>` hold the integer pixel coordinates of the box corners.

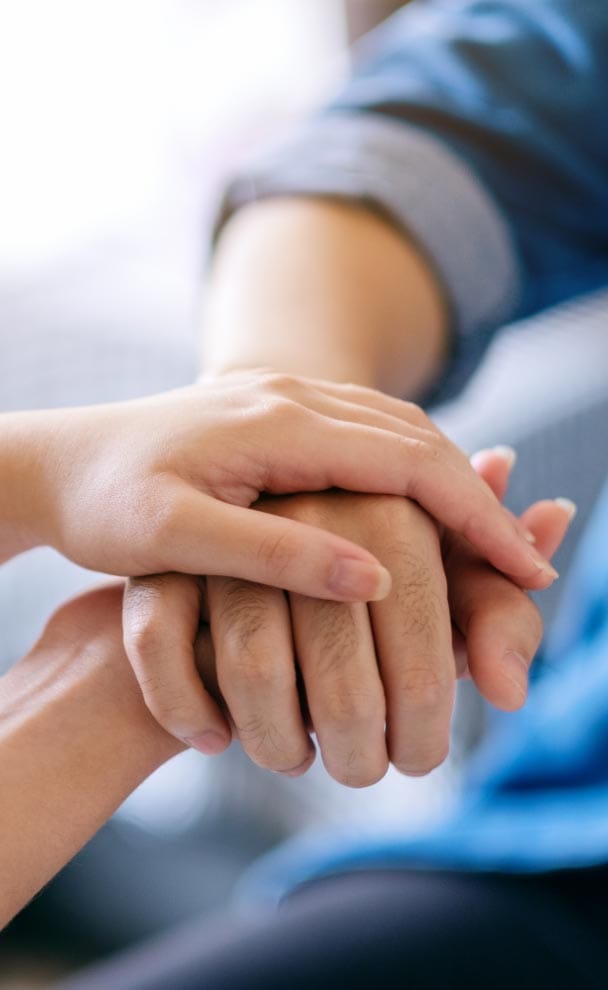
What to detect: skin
<box><xmin>0</xmin><ymin>585</ymin><xmax>184</xmax><ymax>930</ymax></box>
<box><xmin>127</xmin><ymin>453</ymin><xmax>573</xmax><ymax>784</ymax></box>
<box><xmin>122</xmin><ymin>197</ymin><xmax>569</xmax><ymax>778</ymax></box>
<box><xmin>0</xmin><ymin>475</ymin><xmax>570</xmax><ymax>929</ymax></box>
<box><xmin>0</xmin><ymin>372</ymin><xmax>548</xmax><ymax>594</ymax></box>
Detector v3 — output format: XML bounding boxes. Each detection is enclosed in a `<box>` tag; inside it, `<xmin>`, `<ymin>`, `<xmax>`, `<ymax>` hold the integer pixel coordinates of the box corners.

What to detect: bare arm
<box><xmin>0</xmin><ymin>585</ymin><xmax>184</xmax><ymax>929</ymax></box>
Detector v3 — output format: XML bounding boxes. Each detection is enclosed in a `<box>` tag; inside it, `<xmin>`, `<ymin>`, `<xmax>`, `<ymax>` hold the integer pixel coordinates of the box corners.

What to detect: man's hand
<box><xmin>202</xmin><ymin>491</ymin><xmax>453</xmax><ymax>784</ymax></box>
<box><xmin>446</xmin><ymin>449</ymin><xmax>576</xmax><ymax>706</ymax></box>
<box><xmin>122</xmin><ymin>452</ymin><xmax>573</xmax><ymax>776</ymax></box>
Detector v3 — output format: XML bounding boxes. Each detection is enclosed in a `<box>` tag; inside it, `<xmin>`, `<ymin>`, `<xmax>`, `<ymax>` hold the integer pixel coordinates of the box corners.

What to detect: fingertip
<box><xmin>471</xmin><ymin>444</ymin><xmax>517</xmax><ymax>471</ymax></box>
<box><xmin>554</xmin><ymin>497</ymin><xmax>577</xmax><ymax>521</ymax></box>
<box><xmin>185</xmin><ymin>730</ymin><xmax>231</xmax><ymax>756</ymax></box>
<box><xmin>326</xmin><ymin>558</ymin><xmax>392</xmax><ymax>602</ymax></box>
<box><xmin>282</xmin><ymin>743</ymin><xmax>317</xmax><ymax>778</ymax></box>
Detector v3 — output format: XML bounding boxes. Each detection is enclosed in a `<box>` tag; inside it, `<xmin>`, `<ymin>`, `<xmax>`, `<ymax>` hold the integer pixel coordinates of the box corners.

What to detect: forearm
<box><xmin>0</xmin><ymin>587</ymin><xmax>184</xmax><ymax>928</ymax></box>
<box><xmin>0</xmin><ymin>410</ymin><xmax>55</xmax><ymax>563</ymax></box>
<box><xmin>203</xmin><ymin>198</ymin><xmax>449</xmax><ymax>395</ymax></box>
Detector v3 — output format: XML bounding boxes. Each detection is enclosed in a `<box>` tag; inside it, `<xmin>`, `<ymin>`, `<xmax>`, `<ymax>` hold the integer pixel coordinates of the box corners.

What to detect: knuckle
<box><xmin>261</xmin><ymin>371</ymin><xmax>300</xmax><ymax>395</ymax></box>
<box><xmin>225</xmin><ymin>648</ymin><xmax>294</xmax><ymax>695</ymax></box>
<box><xmin>401</xmin><ymin>400</ymin><xmax>432</xmax><ymax>428</ymax></box>
<box><xmin>259</xmin><ymin>393</ymin><xmax>296</xmax><ymax>422</ymax></box>
<box><xmin>322</xmin><ymin>685</ymin><xmax>382</xmax><ymax>729</ymax></box>
<box><xmin>398</xmin><ymin>664</ymin><xmax>448</xmax><ymax>711</ymax></box>
<box><xmin>123</xmin><ymin>616</ymin><xmax>165</xmax><ymax>663</ymax></box>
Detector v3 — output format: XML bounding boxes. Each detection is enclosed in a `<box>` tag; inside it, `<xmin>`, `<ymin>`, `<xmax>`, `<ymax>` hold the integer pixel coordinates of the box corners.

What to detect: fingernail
<box><xmin>502</xmin><ymin>651</ymin><xmax>529</xmax><ymax>702</ymax></box>
<box><xmin>186</xmin><ymin>731</ymin><xmax>230</xmax><ymax>755</ymax></box>
<box><xmin>492</xmin><ymin>445</ymin><xmax>517</xmax><ymax>469</ymax></box>
<box><xmin>527</xmin><ymin>547</ymin><xmax>559</xmax><ymax>581</ymax></box>
<box><xmin>554</xmin><ymin>497</ymin><xmax>577</xmax><ymax>521</ymax></box>
<box><xmin>328</xmin><ymin>559</ymin><xmax>392</xmax><ymax>601</ymax></box>
<box><xmin>524</xmin><ymin>531</ymin><xmax>537</xmax><ymax>544</ymax></box>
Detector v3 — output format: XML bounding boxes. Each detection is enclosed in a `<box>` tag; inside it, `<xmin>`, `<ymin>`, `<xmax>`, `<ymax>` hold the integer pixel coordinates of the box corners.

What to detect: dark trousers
<box><xmin>57</xmin><ymin>867</ymin><xmax>608</xmax><ymax>989</ymax></box>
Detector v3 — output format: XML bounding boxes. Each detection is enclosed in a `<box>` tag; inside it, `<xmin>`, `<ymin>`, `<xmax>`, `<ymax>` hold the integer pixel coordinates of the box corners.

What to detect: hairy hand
<box><xmin>123</xmin><ymin>451</ymin><xmax>573</xmax><ymax>777</ymax></box>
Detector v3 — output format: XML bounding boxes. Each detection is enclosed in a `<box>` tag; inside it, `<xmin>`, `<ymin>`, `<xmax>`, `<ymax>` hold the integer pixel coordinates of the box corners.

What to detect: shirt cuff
<box><xmin>212</xmin><ymin>111</ymin><xmax>522</xmax><ymax>399</ymax></box>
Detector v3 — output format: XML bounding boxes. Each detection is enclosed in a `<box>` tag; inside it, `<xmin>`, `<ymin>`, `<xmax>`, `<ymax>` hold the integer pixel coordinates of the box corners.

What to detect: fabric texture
<box><xmin>215</xmin><ymin>0</ymin><xmax>608</xmax><ymax>401</ymax></box>
<box><xmin>56</xmin><ymin>869</ymin><xmax>608</xmax><ymax>989</ymax></box>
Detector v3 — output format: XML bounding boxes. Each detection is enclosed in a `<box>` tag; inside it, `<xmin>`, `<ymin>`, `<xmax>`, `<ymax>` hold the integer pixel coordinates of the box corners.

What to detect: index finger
<box><xmin>260</xmin><ymin>412</ymin><xmax>558</xmax><ymax>592</ymax></box>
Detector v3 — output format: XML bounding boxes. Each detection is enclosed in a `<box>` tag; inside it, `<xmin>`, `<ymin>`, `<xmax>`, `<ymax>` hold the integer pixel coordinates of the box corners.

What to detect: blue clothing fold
<box><xmin>240</xmin><ymin>480</ymin><xmax>608</xmax><ymax>906</ymax></box>
<box><xmin>332</xmin><ymin>0</ymin><xmax>608</xmax><ymax>322</ymax></box>
<box><xmin>216</xmin><ymin>0</ymin><xmax>608</xmax><ymax>402</ymax></box>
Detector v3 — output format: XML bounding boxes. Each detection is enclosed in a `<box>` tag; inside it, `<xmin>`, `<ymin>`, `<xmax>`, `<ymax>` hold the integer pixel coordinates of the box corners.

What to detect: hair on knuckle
<box><xmin>398</xmin><ymin>663</ymin><xmax>447</xmax><ymax>710</ymax></box>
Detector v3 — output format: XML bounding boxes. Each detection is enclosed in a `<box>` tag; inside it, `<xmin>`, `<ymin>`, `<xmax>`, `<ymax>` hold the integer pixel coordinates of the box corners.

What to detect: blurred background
<box><xmin>1</xmin><ymin>1</ymin><xmax>607</xmax><ymax>986</ymax></box>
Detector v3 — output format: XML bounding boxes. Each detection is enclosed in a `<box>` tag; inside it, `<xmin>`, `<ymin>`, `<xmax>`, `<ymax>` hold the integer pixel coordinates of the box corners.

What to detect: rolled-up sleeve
<box><xmin>214</xmin><ymin>0</ymin><xmax>608</xmax><ymax>397</ymax></box>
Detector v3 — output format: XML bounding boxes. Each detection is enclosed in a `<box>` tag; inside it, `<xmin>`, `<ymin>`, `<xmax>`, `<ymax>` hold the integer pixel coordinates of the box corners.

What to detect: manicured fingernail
<box><xmin>502</xmin><ymin>651</ymin><xmax>529</xmax><ymax>702</ymax></box>
<box><xmin>471</xmin><ymin>445</ymin><xmax>516</xmax><ymax>471</ymax></box>
<box><xmin>492</xmin><ymin>445</ymin><xmax>517</xmax><ymax>469</ymax></box>
<box><xmin>527</xmin><ymin>547</ymin><xmax>559</xmax><ymax>581</ymax></box>
<box><xmin>328</xmin><ymin>559</ymin><xmax>392</xmax><ymax>601</ymax></box>
<box><xmin>186</xmin><ymin>731</ymin><xmax>230</xmax><ymax>755</ymax></box>
<box><xmin>554</xmin><ymin>497</ymin><xmax>577</xmax><ymax>520</ymax></box>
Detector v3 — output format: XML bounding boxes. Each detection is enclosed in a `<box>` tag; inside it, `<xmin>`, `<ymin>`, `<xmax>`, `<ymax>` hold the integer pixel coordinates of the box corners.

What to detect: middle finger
<box><xmin>289</xmin><ymin>595</ymin><xmax>388</xmax><ymax>788</ymax></box>
<box><xmin>208</xmin><ymin>576</ymin><xmax>315</xmax><ymax>776</ymax></box>
<box><xmin>369</xmin><ymin>505</ymin><xmax>456</xmax><ymax>776</ymax></box>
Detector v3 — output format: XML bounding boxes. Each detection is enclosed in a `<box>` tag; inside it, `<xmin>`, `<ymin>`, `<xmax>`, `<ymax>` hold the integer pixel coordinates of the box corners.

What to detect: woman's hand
<box><xmin>123</xmin><ymin>449</ymin><xmax>573</xmax><ymax>773</ymax></box>
<box><xmin>2</xmin><ymin>372</ymin><xmax>554</xmax><ymax>600</ymax></box>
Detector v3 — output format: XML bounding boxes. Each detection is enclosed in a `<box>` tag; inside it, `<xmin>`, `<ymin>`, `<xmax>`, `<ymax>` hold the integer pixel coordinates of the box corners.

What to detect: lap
<box><xmin>57</xmin><ymin>867</ymin><xmax>608</xmax><ymax>990</ymax></box>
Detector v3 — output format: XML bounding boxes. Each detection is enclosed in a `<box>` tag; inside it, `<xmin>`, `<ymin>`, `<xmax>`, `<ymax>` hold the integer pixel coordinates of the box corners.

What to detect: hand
<box><xmin>445</xmin><ymin>449</ymin><xmax>575</xmax><ymax>704</ymax></box>
<box><xmin>5</xmin><ymin>372</ymin><xmax>554</xmax><ymax>597</ymax></box>
<box><xmin>124</xmin><ymin>452</ymin><xmax>571</xmax><ymax>785</ymax></box>
<box><xmin>122</xmin><ymin>454</ymin><xmax>573</xmax><ymax>775</ymax></box>
<box><xmin>203</xmin><ymin>491</ymin><xmax>454</xmax><ymax>783</ymax></box>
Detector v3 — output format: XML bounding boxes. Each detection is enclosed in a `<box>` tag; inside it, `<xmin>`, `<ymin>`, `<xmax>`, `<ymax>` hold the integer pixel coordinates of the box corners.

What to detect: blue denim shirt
<box><xmin>218</xmin><ymin>0</ymin><xmax>608</xmax><ymax>902</ymax></box>
<box><xmin>218</xmin><ymin>0</ymin><xmax>608</xmax><ymax>401</ymax></box>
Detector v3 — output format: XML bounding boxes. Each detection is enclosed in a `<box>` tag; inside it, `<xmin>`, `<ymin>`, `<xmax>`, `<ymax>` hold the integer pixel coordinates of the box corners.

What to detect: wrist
<box><xmin>0</xmin><ymin>410</ymin><xmax>59</xmax><ymax>562</ymax></box>
<box><xmin>0</xmin><ymin>586</ymin><xmax>184</xmax><ymax>925</ymax></box>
